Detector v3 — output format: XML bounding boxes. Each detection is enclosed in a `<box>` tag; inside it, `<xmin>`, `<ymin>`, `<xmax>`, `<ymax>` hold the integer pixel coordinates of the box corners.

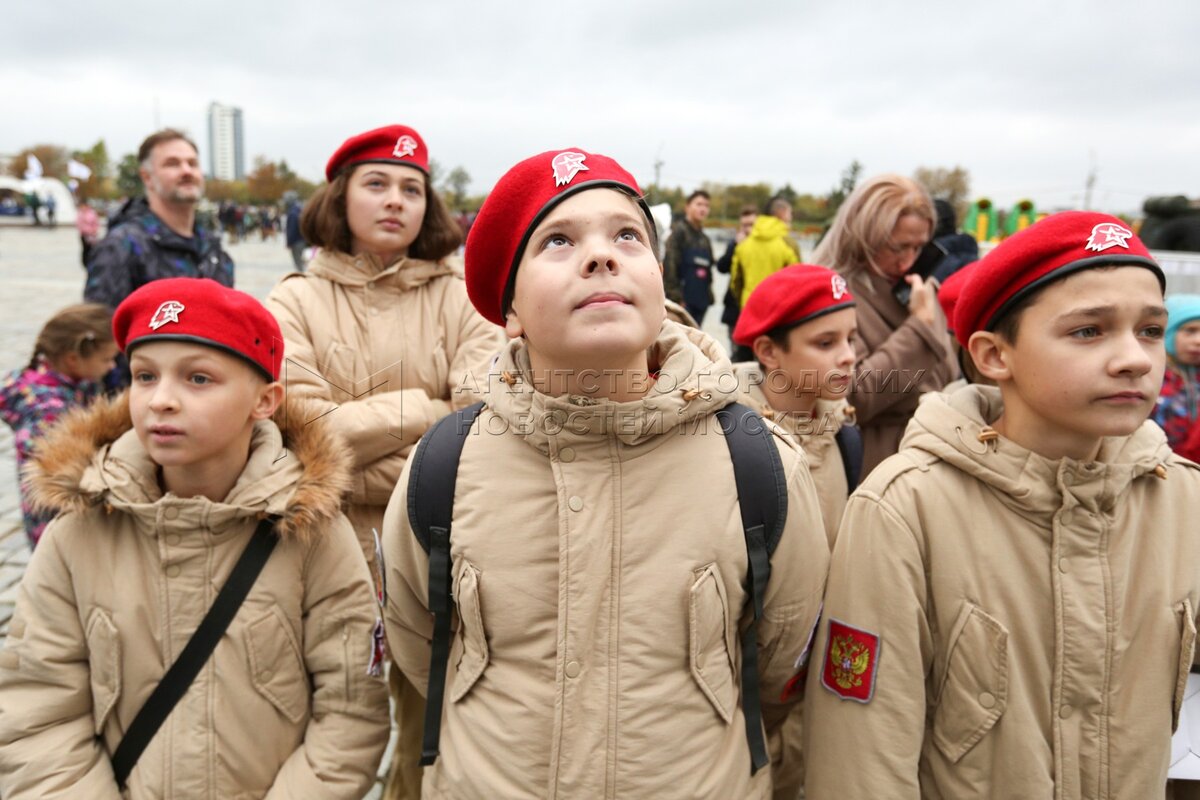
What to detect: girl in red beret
<box><xmin>811</xmin><ymin>174</ymin><xmax>959</xmax><ymax>476</ymax></box>
<box><xmin>264</xmin><ymin>125</ymin><xmax>503</xmax><ymax>800</ymax></box>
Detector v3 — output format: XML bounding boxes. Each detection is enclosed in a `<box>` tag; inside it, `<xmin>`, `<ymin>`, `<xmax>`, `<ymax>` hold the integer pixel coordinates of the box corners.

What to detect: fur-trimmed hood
<box><xmin>23</xmin><ymin>393</ymin><xmax>353</xmax><ymax>540</ymax></box>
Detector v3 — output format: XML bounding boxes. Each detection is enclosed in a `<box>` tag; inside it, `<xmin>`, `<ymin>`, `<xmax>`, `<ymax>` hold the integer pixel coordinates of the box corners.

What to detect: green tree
<box><xmin>70</xmin><ymin>139</ymin><xmax>110</xmax><ymax>199</ymax></box>
<box><xmin>116</xmin><ymin>153</ymin><xmax>144</xmax><ymax>198</ymax></box>
<box><xmin>441</xmin><ymin>166</ymin><xmax>471</xmax><ymax>210</ymax></box>
<box><xmin>827</xmin><ymin>159</ymin><xmax>863</xmax><ymax>216</ymax></box>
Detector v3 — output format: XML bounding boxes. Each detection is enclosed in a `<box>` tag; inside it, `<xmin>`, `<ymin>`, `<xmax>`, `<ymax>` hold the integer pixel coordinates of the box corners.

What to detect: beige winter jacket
<box><xmin>265</xmin><ymin>250</ymin><xmax>503</xmax><ymax>569</ymax></box>
<box><xmin>843</xmin><ymin>267</ymin><xmax>958</xmax><ymax>476</ymax></box>
<box><xmin>0</xmin><ymin>396</ymin><xmax>390</xmax><ymax>800</ymax></box>
<box><xmin>382</xmin><ymin>322</ymin><xmax>830</xmax><ymax>800</ymax></box>
<box><xmin>735</xmin><ymin>362</ymin><xmax>853</xmax><ymax>549</ymax></box>
<box><xmin>804</xmin><ymin>385</ymin><xmax>1200</xmax><ymax>799</ymax></box>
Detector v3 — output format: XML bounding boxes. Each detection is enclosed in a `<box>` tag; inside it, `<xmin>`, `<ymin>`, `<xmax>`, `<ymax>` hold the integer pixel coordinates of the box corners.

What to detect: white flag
<box><xmin>23</xmin><ymin>154</ymin><xmax>43</xmax><ymax>180</ymax></box>
<box><xmin>67</xmin><ymin>158</ymin><xmax>92</xmax><ymax>181</ymax></box>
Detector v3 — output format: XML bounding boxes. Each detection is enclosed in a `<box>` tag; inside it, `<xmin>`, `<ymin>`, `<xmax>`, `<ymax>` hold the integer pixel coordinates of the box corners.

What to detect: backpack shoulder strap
<box><xmin>715</xmin><ymin>401</ymin><xmax>788</xmax><ymax>774</ymax></box>
<box><xmin>835</xmin><ymin>424</ymin><xmax>864</xmax><ymax>492</ymax></box>
<box><xmin>404</xmin><ymin>401</ymin><xmax>483</xmax><ymax>767</ymax></box>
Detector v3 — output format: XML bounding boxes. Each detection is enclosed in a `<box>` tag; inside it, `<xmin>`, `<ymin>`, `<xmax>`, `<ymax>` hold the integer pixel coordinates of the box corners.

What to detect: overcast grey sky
<box><xmin>2</xmin><ymin>0</ymin><xmax>1197</xmax><ymax>213</ymax></box>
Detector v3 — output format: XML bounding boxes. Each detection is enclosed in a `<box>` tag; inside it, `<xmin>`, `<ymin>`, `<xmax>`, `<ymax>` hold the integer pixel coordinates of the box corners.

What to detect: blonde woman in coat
<box><xmin>264</xmin><ymin>125</ymin><xmax>503</xmax><ymax>800</ymax></box>
<box><xmin>810</xmin><ymin>174</ymin><xmax>959</xmax><ymax>475</ymax></box>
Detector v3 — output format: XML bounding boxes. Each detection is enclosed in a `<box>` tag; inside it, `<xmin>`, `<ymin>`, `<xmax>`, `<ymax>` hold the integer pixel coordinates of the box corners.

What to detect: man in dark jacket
<box><xmin>663</xmin><ymin>190</ymin><xmax>715</xmax><ymax>324</ymax></box>
<box><xmin>85</xmin><ymin>129</ymin><xmax>234</xmax><ymax>311</ymax></box>
<box><xmin>285</xmin><ymin>196</ymin><xmax>306</xmax><ymax>271</ymax></box>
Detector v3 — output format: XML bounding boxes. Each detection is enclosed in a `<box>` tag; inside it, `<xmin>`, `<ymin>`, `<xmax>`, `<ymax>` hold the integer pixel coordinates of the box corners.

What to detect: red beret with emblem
<box><xmin>464</xmin><ymin>147</ymin><xmax>651</xmax><ymax>326</ymax></box>
<box><xmin>112</xmin><ymin>278</ymin><xmax>283</xmax><ymax>381</ymax></box>
<box><xmin>325</xmin><ymin>124</ymin><xmax>428</xmax><ymax>181</ymax></box>
<box><xmin>732</xmin><ymin>264</ymin><xmax>856</xmax><ymax>346</ymax></box>
<box><xmin>954</xmin><ymin>211</ymin><xmax>1163</xmax><ymax>347</ymax></box>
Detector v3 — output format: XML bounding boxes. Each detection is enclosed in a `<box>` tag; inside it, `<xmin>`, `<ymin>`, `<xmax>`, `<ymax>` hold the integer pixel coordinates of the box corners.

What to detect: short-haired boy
<box><xmin>0</xmin><ymin>278</ymin><xmax>389</xmax><ymax>798</ymax></box>
<box><xmin>804</xmin><ymin>212</ymin><xmax>1200</xmax><ymax>797</ymax></box>
<box><xmin>733</xmin><ymin>264</ymin><xmax>859</xmax><ymax>548</ymax></box>
<box><xmin>382</xmin><ymin>149</ymin><xmax>829</xmax><ymax>798</ymax></box>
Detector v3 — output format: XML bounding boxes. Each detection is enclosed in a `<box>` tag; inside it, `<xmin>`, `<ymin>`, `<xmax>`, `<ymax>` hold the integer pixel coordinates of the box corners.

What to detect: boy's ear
<box><xmin>252</xmin><ymin>382</ymin><xmax>286</xmax><ymax>421</ymax></box>
<box><xmin>504</xmin><ymin>307</ymin><xmax>524</xmax><ymax>340</ymax></box>
<box><xmin>967</xmin><ymin>331</ymin><xmax>1013</xmax><ymax>383</ymax></box>
<box><xmin>751</xmin><ymin>335</ymin><xmax>781</xmax><ymax>370</ymax></box>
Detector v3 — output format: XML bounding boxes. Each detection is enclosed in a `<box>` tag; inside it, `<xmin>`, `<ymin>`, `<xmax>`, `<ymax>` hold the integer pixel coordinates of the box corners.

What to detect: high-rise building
<box><xmin>207</xmin><ymin>102</ymin><xmax>244</xmax><ymax>181</ymax></box>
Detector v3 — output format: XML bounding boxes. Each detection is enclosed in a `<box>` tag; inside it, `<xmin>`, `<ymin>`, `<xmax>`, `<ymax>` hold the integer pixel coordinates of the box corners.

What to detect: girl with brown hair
<box><xmin>264</xmin><ymin>124</ymin><xmax>502</xmax><ymax>800</ymax></box>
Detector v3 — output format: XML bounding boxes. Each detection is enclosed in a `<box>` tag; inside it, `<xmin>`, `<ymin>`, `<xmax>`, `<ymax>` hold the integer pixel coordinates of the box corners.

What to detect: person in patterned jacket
<box><xmin>0</xmin><ymin>304</ymin><xmax>116</xmax><ymax>547</ymax></box>
<box><xmin>84</xmin><ymin>129</ymin><xmax>233</xmax><ymax>312</ymax></box>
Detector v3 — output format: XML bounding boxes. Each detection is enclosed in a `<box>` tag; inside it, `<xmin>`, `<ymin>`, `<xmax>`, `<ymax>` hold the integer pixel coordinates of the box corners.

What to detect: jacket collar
<box><xmin>306</xmin><ymin>249</ymin><xmax>454</xmax><ymax>290</ymax></box>
<box><xmin>24</xmin><ymin>394</ymin><xmax>352</xmax><ymax>540</ymax></box>
<box><xmin>900</xmin><ymin>384</ymin><xmax>1171</xmax><ymax>519</ymax></box>
<box><xmin>484</xmin><ymin>320</ymin><xmax>739</xmax><ymax>453</ymax></box>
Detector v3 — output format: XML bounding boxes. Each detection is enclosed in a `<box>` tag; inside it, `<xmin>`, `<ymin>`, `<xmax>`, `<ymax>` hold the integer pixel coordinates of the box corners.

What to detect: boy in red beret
<box><xmin>733</xmin><ymin>263</ymin><xmax>859</xmax><ymax>549</ymax></box>
<box><xmin>805</xmin><ymin>212</ymin><xmax>1200</xmax><ymax>798</ymax></box>
<box><xmin>382</xmin><ymin>149</ymin><xmax>830</xmax><ymax>798</ymax></box>
<box><xmin>0</xmin><ymin>278</ymin><xmax>390</xmax><ymax>798</ymax></box>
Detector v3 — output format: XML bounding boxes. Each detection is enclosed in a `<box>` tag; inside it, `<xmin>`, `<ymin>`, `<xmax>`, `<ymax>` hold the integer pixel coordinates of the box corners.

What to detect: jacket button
<box><xmin>166</xmin><ymin>565</ymin><xmax>181</xmax><ymax>577</ymax></box>
<box><xmin>559</xmin><ymin>447</ymin><xmax>575</xmax><ymax>463</ymax></box>
<box><xmin>1059</xmin><ymin>705</ymin><xmax>1073</xmax><ymax>719</ymax></box>
<box><xmin>1058</xmin><ymin>557</ymin><xmax>1069</xmax><ymax>573</ymax></box>
<box><xmin>164</xmin><ymin>507</ymin><xmax>180</xmax><ymax>520</ymax></box>
<box><xmin>568</xmin><ymin>496</ymin><xmax>584</xmax><ymax>512</ymax></box>
<box><xmin>1060</xmin><ymin>510</ymin><xmax>1073</xmax><ymax>526</ymax></box>
<box><xmin>978</xmin><ymin>692</ymin><xmax>996</xmax><ymax>709</ymax></box>
<box><xmin>166</xmin><ymin>534</ymin><xmax>182</xmax><ymax>546</ymax></box>
<box><xmin>367</xmin><ymin>281</ymin><xmax>375</xmax><ymax>289</ymax></box>
<box><xmin>259</xmin><ymin>669</ymin><xmax>273</xmax><ymax>681</ymax></box>
<box><xmin>1062</xmin><ymin>473</ymin><xmax>1073</xmax><ymax>486</ymax></box>
<box><xmin>565</xmin><ymin>661</ymin><xmax>581</xmax><ymax>679</ymax></box>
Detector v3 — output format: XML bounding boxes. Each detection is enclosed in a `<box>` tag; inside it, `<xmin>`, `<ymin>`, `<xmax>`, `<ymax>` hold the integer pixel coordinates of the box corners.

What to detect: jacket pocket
<box><xmin>689</xmin><ymin>563</ymin><xmax>737</xmax><ymax>724</ymax></box>
<box><xmin>1174</xmin><ymin>598</ymin><xmax>1197</xmax><ymax>732</ymax></box>
<box><xmin>245</xmin><ymin>607</ymin><xmax>308</xmax><ymax>724</ymax></box>
<box><xmin>932</xmin><ymin>601</ymin><xmax>1009</xmax><ymax>763</ymax></box>
<box><xmin>85</xmin><ymin>609</ymin><xmax>122</xmax><ymax>736</ymax></box>
<box><xmin>450</xmin><ymin>561</ymin><xmax>489</xmax><ymax>703</ymax></box>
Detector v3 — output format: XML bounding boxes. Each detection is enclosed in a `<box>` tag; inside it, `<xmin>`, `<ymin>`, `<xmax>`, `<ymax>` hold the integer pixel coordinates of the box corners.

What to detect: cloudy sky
<box><xmin>3</xmin><ymin>0</ymin><xmax>1197</xmax><ymax>213</ymax></box>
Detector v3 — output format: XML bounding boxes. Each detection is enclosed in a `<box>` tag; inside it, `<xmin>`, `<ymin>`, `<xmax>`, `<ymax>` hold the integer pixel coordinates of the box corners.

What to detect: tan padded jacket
<box><xmin>805</xmin><ymin>385</ymin><xmax>1200</xmax><ymax>799</ymax></box>
<box><xmin>0</xmin><ymin>396</ymin><xmax>390</xmax><ymax>799</ymax></box>
<box><xmin>383</xmin><ymin>322</ymin><xmax>830</xmax><ymax>799</ymax></box>
<box><xmin>265</xmin><ymin>250</ymin><xmax>503</xmax><ymax>569</ymax></box>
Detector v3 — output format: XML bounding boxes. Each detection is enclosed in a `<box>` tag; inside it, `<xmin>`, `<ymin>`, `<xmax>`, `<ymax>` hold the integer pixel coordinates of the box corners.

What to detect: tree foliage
<box><xmin>913</xmin><ymin>165</ymin><xmax>971</xmax><ymax>223</ymax></box>
<box><xmin>6</xmin><ymin>144</ymin><xmax>69</xmax><ymax>181</ymax></box>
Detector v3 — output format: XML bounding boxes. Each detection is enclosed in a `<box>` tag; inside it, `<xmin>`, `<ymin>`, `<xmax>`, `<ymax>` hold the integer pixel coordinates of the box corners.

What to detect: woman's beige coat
<box><xmin>0</xmin><ymin>396</ymin><xmax>390</xmax><ymax>799</ymax></box>
<box><xmin>265</xmin><ymin>250</ymin><xmax>504</xmax><ymax>569</ymax></box>
<box><xmin>805</xmin><ymin>385</ymin><xmax>1200</xmax><ymax>799</ymax></box>
<box><xmin>383</xmin><ymin>323</ymin><xmax>830</xmax><ymax>800</ymax></box>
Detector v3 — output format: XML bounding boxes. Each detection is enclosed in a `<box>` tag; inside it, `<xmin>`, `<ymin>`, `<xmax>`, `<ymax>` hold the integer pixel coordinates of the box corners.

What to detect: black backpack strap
<box><xmin>835</xmin><ymin>424</ymin><xmax>864</xmax><ymax>492</ymax></box>
<box><xmin>405</xmin><ymin>402</ymin><xmax>484</xmax><ymax>767</ymax></box>
<box><xmin>111</xmin><ymin>516</ymin><xmax>279</xmax><ymax>789</ymax></box>
<box><xmin>715</xmin><ymin>402</ymin><xmax>788</xmax><ymax>775</ymax></box>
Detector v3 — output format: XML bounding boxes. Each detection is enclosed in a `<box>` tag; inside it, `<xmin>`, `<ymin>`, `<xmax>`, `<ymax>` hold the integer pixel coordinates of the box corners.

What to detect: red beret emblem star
<box><xmin>393</xmin><ymin>135</ymin><xmax>418</xmax><ymax>159</ymax></box>
<box><xmin>148</xmin><ymin>301</ymin><xmax>185</xmax><ymax>330</ymax></box>
<box><xmin>1085</xmin><ymin>222</ymin><xmax>1133</xmax><ymax>252</ymax></box>
<box><xmin>551</xmin><ymin>152</ymin><xmax>589</xmax><ymax>187</ymax></box>
<box><xmin>831</xmin><ymin>275</ymin><xmax>848</xmax><ymax>300</ymax></box>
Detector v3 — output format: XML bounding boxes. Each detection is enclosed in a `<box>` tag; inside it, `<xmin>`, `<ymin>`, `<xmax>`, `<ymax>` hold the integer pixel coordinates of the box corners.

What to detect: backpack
<box><xmin>835</xmin><ymin>424</ymin><xmax>864</xmax><ymax>492</ymax></box>
<box><xmin>405</xmin><ymin>401</ymin><xmax>788</xmax><ymax>775</ymax></box>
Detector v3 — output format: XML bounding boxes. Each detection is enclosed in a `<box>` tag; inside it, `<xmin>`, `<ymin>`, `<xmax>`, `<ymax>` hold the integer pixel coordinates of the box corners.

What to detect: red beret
<box><xmin>464</xmin><ymin>148</ymin><xmax>650</xmax><ymax>326</ymax></box>
<box><xmin>936</xmin><ymin>262</ymin><xmax>977</xmax><ymax>334</ymax></box>
<box><xmin>113</xmin><ymin>278</ymin><xmax>283</xmax><ymax>381</ymax></box>
<box><xmin>732</xmin><ymin>264</ymin><xmax>856</xmax><ymax>346</ymax></box>
<box><xmin>954</xmin><ymin>211</ymin><xmax>1163</xmax><ymax>347</ymax></box>
<box><xmin>325</xmin><ymin>124</ymin><xmax>428</xmax><ymax>181</ymax></box>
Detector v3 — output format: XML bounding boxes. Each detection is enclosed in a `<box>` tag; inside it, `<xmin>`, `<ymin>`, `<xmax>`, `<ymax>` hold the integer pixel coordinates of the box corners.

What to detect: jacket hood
<box><xmin>899</xmin><ymin>384</ymin><xmax>1172</xmax><ymax>517</ymax></box>
<box><xmin>307</xmin><ymin>249</ymin><xmax>455</xmax><ymax>291</ymax></box>
<box><xmin>24</xmin><ymin>393</ymin><xmax>353</xmax><ymax>540</ymax></box>
<box><xmin>485</xmin><ymin>320</ymin><xmax>739</xmax><ymax>453</ymax></box>
<box><xmin>108</xmin><ymin>196</ymin><xmax>149</xmax><ymax>229</ymax></box>
<box><xmin>749</xmin><ymin>215</ymin><xmax>790</xmax><ymax>242</ymax></box>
